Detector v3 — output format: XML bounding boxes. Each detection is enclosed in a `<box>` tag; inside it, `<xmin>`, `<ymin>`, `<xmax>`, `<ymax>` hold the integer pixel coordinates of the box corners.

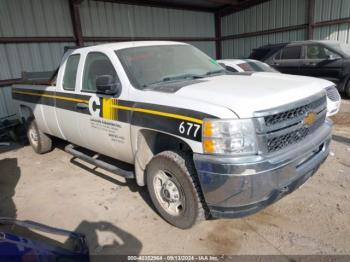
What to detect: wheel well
<box><xmin>19</xmin><ymin>105</ymin><xmax>34</xmax><ymax>123</ymax></box>
<box><xmin>134</xmin><ymin>129</ymin><xmax>193</xmax><ymax>186</ymax></box>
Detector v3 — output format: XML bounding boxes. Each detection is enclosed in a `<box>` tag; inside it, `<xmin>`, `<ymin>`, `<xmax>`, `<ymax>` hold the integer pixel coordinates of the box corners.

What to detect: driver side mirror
<box><xmin>95</xmin><ymin>75</ymin><xmax>121</xmax><ymax>96</ymax></box>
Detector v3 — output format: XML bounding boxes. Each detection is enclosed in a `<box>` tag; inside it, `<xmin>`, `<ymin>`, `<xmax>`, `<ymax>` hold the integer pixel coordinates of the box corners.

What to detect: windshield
<box><xmin>328</xmin><ymin>42</ymin><xmax>350</xmax><ymax>57</ymax></box>
<box><xmin>116</xmin><ymin>44</ymin><xmax>225</xmax><ymax>89</ymax></box>
<box><xmin>339</xmin><ymin>43</ymin><xmax>350</xmax><ymax>56</ymax></box>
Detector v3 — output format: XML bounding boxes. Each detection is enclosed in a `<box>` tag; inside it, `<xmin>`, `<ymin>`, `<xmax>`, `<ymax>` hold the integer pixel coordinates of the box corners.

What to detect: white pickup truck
<box><xmin>13</xmin><ymin>41</ymin><xmax>333</xmax><ymax>229</ymax></box>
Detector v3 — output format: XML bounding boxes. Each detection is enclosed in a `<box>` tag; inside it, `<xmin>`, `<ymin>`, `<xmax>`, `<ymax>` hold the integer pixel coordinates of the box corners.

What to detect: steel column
<box><xmin>69</xmin><ymin>0</ymin><xmax>84</xmax><ymax>46</ymax></box>
<box><xmin>215</xmin><ymin>13</ymin><xmax>222</xmax><ymax>59</ymax></box>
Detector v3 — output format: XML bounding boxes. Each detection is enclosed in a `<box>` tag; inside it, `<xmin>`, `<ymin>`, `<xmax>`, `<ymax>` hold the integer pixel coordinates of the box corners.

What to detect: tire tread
<box><xmin>147</xmin><ymin>150</ymin><xmax>207</xmax><ymax>228</ymax></box>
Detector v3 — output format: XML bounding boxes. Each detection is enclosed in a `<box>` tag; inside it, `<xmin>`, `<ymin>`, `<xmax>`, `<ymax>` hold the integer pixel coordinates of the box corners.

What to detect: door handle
<box><xmin>304</xmin><ymin>62</ymin><xmax>317</xmax><ymax>66</ymax></box>
<box><xmin>76</xmin><ymin>103</ymin><xmax>89</xmax><ymax>110</ymax></box>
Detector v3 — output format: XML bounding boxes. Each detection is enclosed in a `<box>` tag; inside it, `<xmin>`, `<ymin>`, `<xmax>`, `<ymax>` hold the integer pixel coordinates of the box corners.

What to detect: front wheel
<box><xmin>146</xmin><ymin>150</ymin><xmax>206</xmax><ymax>229</ymax></box>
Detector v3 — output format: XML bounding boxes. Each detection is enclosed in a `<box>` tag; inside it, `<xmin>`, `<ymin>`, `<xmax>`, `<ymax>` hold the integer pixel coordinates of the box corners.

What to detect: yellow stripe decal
<box><xmin>111</xmin><ymin>104</ymin><xmax>203</xmax><ymax>124</ymax></box>
<box><xmin>13</xmin><ymin>90</ymin><xmax>89</xmax><ymax>104</ymax></box>
<box><xmin>102</xmin><ymin>97</ymin><xmax>115</xmax><ymax>120</ymax></box>
<box><xmin>14</xmin><ymin>90</ymin><xmax>203</xmax><ymax>124</ymax></box>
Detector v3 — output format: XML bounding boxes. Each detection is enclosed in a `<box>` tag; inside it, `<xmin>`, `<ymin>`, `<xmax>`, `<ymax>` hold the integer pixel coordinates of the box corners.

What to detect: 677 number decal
<box><xmin>179</xmin><ymin>122</ymin><xmax>201</xmax><ymax>138</ymax></box>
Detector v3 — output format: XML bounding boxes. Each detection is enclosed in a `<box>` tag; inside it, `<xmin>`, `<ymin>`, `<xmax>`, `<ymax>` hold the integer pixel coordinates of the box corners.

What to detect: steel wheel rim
<box><xmin>29</xmin><ymin>127</ymin><xmax>39</xmax><ymax>147</ymax></box>
<box><xmin>153</xmin><ymin>170</ymin><xmax>185</xmax><ymax>216</ymax></box>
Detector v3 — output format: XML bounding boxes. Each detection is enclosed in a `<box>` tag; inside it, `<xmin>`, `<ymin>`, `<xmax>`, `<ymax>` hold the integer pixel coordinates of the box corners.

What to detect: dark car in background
<box><xmin>249</xmin><ymin>40</ymin><xmax>350</xmax><ymax>97</ymax></box>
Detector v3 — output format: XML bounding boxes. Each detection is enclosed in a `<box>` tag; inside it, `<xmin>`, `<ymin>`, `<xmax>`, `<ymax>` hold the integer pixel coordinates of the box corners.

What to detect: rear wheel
<box><xmin>27</xmin><ymin>119</ymin><xmax>52</xmax><ymax>154</ymax></box>
<box><xmin>146</xmin><ymin>150</ymin><xmax>206</xmax><ymax>229</ymax></box>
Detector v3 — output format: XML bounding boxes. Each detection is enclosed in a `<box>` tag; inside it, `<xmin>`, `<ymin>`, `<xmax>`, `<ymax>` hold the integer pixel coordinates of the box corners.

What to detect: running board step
<box><xmin>64</xmin><ymin>144</ymin><xmax>135</xmax><ymax>179</ymax></box>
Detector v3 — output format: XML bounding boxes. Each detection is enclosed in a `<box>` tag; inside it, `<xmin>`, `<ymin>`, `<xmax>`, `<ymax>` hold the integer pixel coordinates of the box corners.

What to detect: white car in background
<box><xmin>217</xmin><ymin>59</ymin><xmax>278</xmax><ymax>73</ymax></box>
<box><xmin>218</xmin><ymin>59</ymin><xmax>341</xmax><ymax>117</ymax></box>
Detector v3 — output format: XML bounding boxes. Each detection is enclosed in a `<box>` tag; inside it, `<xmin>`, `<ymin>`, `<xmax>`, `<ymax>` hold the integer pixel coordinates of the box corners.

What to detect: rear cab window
<box><xmin>62</xmin><ymin>54</ymin><xmax>80</xmax><ymax>91</ymax></box>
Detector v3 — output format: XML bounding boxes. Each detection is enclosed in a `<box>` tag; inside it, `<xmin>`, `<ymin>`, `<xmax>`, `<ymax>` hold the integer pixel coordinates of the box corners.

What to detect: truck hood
<box><xmin>175</xmin><ymin>73</ymin><xmax>332</xmax><ymax>118</ymax></box>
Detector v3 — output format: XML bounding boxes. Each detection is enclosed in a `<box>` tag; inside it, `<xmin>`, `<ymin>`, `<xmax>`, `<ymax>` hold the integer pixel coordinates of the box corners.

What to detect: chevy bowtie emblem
<box><xmin>304</xmin><ymin>112</ymin><xmax>317</xmax><ymax>126</ymax></box>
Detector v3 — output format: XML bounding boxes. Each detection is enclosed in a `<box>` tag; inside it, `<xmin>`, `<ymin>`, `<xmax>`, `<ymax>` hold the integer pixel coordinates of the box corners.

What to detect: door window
<box><xmin>306</xmin><ymin>45</ymin><xmax>341</xmax><ymax>60</ymax></box>
<box><xmin>280</xmin><ymin>46</ymin><xmax>302</xmax><ymax>60</ymax></box>
<box><xmin>62</xmin><ymin>54</ymin><xmax>80</xmax><ymax>91</ymax></box>
<box><xmin>82</xmin><ymin>52</ymin><xmax>119</xmax><ymax>92</ymax></box>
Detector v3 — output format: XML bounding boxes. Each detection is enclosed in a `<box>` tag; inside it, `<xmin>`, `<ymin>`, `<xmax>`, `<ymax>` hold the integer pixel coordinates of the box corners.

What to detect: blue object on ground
<box><xmin>0</xmin><ymin>218</ymin><xmax>89</xmax><ymax>262</ymax></box>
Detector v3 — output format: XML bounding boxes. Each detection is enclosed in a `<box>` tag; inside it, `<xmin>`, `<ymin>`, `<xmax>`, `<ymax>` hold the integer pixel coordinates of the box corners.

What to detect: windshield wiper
<box><xmin>143</xmin><ymin>73</ymin><xmax>204</xmax><ymax>88</ymax></box>
<box><xmin>205</xmin><ymin>69</ymin><xmax>226</xmax><ymax>76</ymax></box>
<box><xmin>163</xmin><ymin>73</ymin><xmax>205</xmax><ymax>81</ymax></box>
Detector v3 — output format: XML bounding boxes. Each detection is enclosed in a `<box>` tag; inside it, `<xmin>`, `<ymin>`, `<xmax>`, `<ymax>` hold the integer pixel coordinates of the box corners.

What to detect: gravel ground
<box><xmin>0</xmin><ymin>100</ymin><xmax>349</xmax><ymax>257</ymax></box>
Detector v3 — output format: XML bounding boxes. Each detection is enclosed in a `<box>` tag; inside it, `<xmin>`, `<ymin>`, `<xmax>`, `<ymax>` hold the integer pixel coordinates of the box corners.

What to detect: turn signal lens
<box><xmin>203</xmin><ymin>139</ymin><xmax>215</xmax><ymax>154</ymax></box>
<box><xmin>203</xmin><ymin>121</ymin><xmax>213</xmax><ymax>137</ymax></box>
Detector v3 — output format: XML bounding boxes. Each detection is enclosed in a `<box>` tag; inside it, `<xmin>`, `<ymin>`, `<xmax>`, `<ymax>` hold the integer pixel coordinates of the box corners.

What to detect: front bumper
<box><xmin>193</xmin><ymin>120</ymin><xmax>332</xmax><ymax>218</ymax></box>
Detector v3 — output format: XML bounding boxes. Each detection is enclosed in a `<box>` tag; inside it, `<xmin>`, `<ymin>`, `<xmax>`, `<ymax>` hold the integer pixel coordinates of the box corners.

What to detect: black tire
<box><xmin>146</xmin><ymin>150</ymin><xmax>206</xmax><ymax>229</ymax></box>
<box><xmin>27</xmin><ymin>118</ymin><xmax>52</xmax><ymax>154</ymax></box>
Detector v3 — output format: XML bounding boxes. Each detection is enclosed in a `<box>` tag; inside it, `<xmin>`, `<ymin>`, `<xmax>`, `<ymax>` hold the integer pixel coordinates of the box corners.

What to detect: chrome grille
<box><xmin>254</xmin><ymin>93</ymin><xmax>327</xmax><ymax>154</ymax></box>
<box><xmin>264</xmin><ymin>95</ymin><xmax>326</xmax><ymax>127</ymax></box>
<box><xmin>267</xmin><ymin>128</ymin><xmax>309</xmax><ymax>153</ymax></box>
<box><xmin>326</xmin><ymin>86</ymin><xmax>341</xmax><ymax>102</ymax></box>
<box><xmin>265</xmin><ymin>110</ymin><xmax>325</xmax><ymax>153</ymax></box>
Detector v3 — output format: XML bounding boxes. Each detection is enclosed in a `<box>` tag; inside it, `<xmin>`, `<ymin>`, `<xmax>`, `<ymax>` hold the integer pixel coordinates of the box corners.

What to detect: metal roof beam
<box><xmin>217</xmin><ymin>0</ymin><xmax>271</xmax><ymax>17</ymax></box>
<box><xmin>93</xmin><ymin>0</ymin><xmax>216</xmax><ymax>12</ymax></box>
<box><xmin>206</xmin><ymin>0</ymin><xmax>238</xmax><ymax>6</ymax></box>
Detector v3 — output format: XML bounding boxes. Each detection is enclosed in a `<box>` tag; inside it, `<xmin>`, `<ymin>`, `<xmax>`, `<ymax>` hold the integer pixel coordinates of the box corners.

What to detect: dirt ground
<box><xmin>0</xmin><ymin>100</ymin><xmax>350</xmax><ymax>257</ymax></box>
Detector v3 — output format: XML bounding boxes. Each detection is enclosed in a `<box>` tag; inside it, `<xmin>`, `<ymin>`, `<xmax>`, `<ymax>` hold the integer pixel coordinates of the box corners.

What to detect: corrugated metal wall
<box><xmin>0</xmin><ymin>0</ymin><xmax>73</xmax><ymax>37</ymax></box>
<box><xmin>0</xmin><ymin>87</ymin><xmax>17</xmax><ymax>120</ymax></box>
<box><xmin>0</xmin><ymin>0</ymin><xmax>215</xmax><ymax>120</ymax></box>
<box><xmin>222</xmin><ymin>0</ymin><xmax>307</xmax><ymax>36</ymax></box>
<box><xmin>313</xmin><ymin>0</ymin><xmax>350</xmax><ymax>43</ymax></box>
<box><xmin>80</xmin><ymin>1</ymin><xmax>214</xmax><ymax>38</ymax></box>
<box><xmin>221</xmin><ymin>0</ymin><xmax>350</xmax><ymax>59</ymax></box>
<box><xmin>221</xmin><ymin>0</ymin><xmax>308</xmax><ymax>58</ymax></box>
<box><xmin>222</xmin><ymin>29</ymin><xmax>306</xmax><ymax>58</ymax></box>
<box><xmin>0</xmin><ymin>0</ymin><xmax>74</xmax><ymax>79</ymax></box>
<box><xmin>80</xmin><ymin>0</ymin><xmax>215</xmax><ymax>56</ymax></box>
<box><xmin>0</xmin><ymin>0</ymin><xmax>74</xmax><ymax>119</ymax></box>
<box><xmin>0</xmin><ymin>43</ymin><xmax>74</xmax><ymax>80</ymax></box>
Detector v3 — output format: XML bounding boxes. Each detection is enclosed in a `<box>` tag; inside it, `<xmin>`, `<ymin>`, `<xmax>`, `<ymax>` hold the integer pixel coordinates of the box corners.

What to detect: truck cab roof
<box><xmin>70</xmin><ymin>41</ymin><xmax>188</xmax><ymax>53</ymax></box>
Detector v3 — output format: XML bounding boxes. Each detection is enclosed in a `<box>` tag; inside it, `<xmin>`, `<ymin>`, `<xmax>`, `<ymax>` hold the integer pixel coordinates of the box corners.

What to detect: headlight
<box><xmin>325</xmin><ymin>85</ymin><xmax>341</xmax><ymax>102</ymax></box>
<box><xmin>202</xmin><ymin>119</ymin><xmax>257</xmax><ymax>155</ymax></box>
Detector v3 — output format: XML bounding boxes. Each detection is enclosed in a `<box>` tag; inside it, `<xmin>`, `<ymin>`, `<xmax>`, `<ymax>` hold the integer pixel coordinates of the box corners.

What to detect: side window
<box><xmin>306</xmin><ymin>45</ymin><xmax>341</xmax><ymax>60</ymax></box>
<box><xmin>63</xmin><ymin>54</ymin><xmax>80</xmax><ymax>91</ymax></box>
<box><xmin>82</xmin><ymin>52</ymin><xmax>119</xmax><ymax>92</ymax></box>
<box><xmin>280</xmin><ymin>46</ymin><xmax>302</xmax><ymax>60</ymax></box>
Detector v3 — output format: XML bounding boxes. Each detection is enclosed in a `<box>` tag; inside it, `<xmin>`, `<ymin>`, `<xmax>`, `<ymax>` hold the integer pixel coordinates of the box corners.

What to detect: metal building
<box><xmin>1</xmin><ymin>0</ymin><xmax>350</xmax><ymax>120</ymax></box>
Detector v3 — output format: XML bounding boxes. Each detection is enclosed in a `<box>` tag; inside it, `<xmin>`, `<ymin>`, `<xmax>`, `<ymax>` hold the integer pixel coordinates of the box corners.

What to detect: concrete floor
<box><xmin>0</xmin><ymin>100</ymin><xmax>350</xmax><ymax>256</ymax></box>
